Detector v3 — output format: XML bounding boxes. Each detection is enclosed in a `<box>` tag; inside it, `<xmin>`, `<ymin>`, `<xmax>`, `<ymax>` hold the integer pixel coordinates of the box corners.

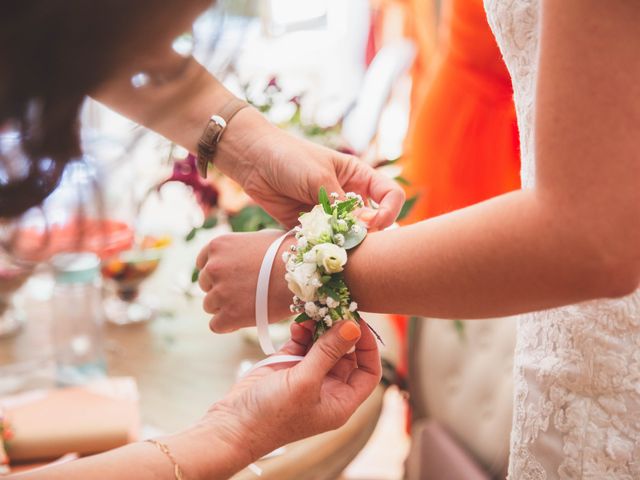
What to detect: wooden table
<box><xmin>0</xmin><ymin>248</ymin><xmax>390</xmax><ymax>479</ymax></box>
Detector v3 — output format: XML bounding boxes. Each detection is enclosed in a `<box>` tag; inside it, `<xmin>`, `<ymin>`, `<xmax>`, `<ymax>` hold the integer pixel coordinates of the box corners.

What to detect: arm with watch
<box><xmin>93</xmin><ymin>58</ymin><xmax>404</xmax><ymax>229</ymax></box>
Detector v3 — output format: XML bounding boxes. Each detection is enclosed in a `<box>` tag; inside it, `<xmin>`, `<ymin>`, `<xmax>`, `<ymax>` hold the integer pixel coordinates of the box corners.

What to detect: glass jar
<box><xmin>50</xmin><ymin>253</ymin><xmax>106</xmax><ymax>385</ymax></box>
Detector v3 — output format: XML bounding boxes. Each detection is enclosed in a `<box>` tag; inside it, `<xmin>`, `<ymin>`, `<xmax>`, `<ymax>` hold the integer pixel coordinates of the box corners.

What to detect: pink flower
<box><xmin>158</xmin><ymin>154</ymin><xmax>219</xmax><ymax>215</ymax></box>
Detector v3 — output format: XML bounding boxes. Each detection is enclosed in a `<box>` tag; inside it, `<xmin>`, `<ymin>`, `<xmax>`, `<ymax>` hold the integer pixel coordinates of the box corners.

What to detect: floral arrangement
<box><xmin>283</xmin><ymin>187</ymin><xmax>367</xmax><ymax>341</ymax></box>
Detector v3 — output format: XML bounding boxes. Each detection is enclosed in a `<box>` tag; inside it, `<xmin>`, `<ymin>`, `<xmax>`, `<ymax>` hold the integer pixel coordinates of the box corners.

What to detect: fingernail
<box><xmin>339</xmin><ymin>321</ymin><xmax>361</xmax><ymax>342</ymax></box>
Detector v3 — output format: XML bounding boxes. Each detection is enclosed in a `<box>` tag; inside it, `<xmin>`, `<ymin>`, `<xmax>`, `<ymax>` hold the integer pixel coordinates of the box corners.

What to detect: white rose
<box><xmin>299</xmin><ymin>205</ymin><xmax>332</xmax><ymax>243</ymax></box>
<box><xmin>285</xmin><ymin>262</ymin><xmax>321</xmax><ymax>302</ymax></box>
<box><xmin>310</xmin><ymin>243</ymin><xmax>347</xmax><ymax>274</ymax></box>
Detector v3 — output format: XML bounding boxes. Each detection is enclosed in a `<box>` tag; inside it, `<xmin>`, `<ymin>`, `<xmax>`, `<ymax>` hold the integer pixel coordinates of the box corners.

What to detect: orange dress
<box><xmin>402</xmin><ymin>0</ymin><xmax>520</xmax><ymax>223</ymax></box>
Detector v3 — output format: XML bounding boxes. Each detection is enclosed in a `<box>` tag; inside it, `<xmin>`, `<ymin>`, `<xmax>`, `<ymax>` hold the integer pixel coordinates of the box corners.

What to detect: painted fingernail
<box><xmin>339</xmin><ymin>321</ymin><xmax>361</xmax><ymax>342</ymax></box>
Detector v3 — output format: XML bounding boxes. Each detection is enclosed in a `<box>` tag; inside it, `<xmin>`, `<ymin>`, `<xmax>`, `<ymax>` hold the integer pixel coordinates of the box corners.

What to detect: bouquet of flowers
<box><xmin>283</xmin><ymin>187</ymin><xmax>367</xmax><ymax>341</ymax></box>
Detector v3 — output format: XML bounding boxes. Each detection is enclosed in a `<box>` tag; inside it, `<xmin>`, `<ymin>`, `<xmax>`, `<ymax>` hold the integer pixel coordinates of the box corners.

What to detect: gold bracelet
<box><xmin>145</xmin><ymin>438</ymin><xmax>188</xmax><ymax>480</ymax></box>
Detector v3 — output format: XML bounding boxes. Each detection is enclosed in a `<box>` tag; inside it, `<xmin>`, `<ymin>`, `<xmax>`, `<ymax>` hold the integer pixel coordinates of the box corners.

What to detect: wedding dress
<box><xmin>484</xmin><ymin>1</ymin><xmax>640</xmax><ymax>478</ymax></box>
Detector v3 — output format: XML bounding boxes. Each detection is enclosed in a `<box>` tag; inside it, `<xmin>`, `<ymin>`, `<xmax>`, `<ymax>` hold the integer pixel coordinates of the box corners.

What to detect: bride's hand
<box><xmin>196</xmin><ymin>229</ymin><xmax>294</xmax><ymax>333</ymax></box>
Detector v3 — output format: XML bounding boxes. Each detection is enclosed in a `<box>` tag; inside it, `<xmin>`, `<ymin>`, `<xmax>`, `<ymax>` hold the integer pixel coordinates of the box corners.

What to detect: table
<box><xmin>0</xmin><ymin>252</ymin><xmax>391</xmax><ymax>479</ymax></box>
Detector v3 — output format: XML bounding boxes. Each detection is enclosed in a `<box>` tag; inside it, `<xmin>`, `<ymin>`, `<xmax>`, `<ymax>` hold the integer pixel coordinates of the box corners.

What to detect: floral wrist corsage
<box><xmin>283</xmin><ymin>187</ymin><xmax>367</xmax><ymax>341</ymax></box>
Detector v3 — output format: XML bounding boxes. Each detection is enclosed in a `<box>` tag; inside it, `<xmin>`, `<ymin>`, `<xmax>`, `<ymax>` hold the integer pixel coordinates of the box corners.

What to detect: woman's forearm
<box><xmin>12</xmin><ymin>422</ymin><xmax>251</xmax><ymax>480</ymax></box>
<box><xmin>92</xmin><ymin>59</ymin><xmax>273</xmax><ymax>183</ymax></box>
<box><xmin>345</xmin><ymin>189</ymin><xmax>637</xmax><ymax>319</ymax></box>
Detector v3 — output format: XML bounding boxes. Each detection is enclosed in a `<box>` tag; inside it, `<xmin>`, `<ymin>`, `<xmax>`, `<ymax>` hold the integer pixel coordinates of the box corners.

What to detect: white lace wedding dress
<box><xmin>484</xmin><ymin>1</ymin><xmax>640</xmax><ymax>478</ymax></box>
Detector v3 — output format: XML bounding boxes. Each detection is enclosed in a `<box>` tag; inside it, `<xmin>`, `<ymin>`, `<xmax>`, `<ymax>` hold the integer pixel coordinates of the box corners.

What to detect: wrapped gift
<box><xmin>1</xmin><ymin>377</ymin><xmax>139</xmax><ymax>463</ymax></box>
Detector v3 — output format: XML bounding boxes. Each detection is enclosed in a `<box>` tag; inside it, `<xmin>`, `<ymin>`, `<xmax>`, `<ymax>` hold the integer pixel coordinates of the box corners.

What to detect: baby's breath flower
<box><xmin>304</xmin><ymin>302</ymin><xmax>318</xmax><ymax>318</ymax></box>
<box><xmin>318</xmin><ymin>307</ymin><xmax>328</xmax><ymax>317</ymax></box>
<box><xmin>349</xmin><ymin>301</ymin><xmax>358</xmax><ymax>312</ymax></box>
<box><xmin>346</xmin><ymin>192</ymin><xmax>356</xmax><ymax>200</ymax></box>
<box><xmin>323</xmin><ymin>316</ymin><xmax>333</xmax><ymax>328</ymax></box>
<box><xmin>334</xmin><ymin>234</ymin><xmax>345</xmax><ymax>247</ymax></box>
<box><xmin>337</xmin><ymin>219</ymin><xmax>348</xmax><ymax>230</ymax></box>
<box><xmin>330</xmin><ymin>192</ymin><xmax>340</xmax><ymax>200</ymax></box>
<box><xmin>290</xmin><ymin>244</ymin><xmax>297</xmax><ymax>252</ymax></box>
<box><xmin>326</xmin><ymin>296</ymin><xmax>339</xmax><ymax>309</ymax></box>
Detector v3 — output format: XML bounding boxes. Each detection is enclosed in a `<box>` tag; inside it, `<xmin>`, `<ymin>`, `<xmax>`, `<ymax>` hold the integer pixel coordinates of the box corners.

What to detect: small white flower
<box><xmin>297</xmin><ymin>236</ymin><xmax>308</xmax><ymax>249</ymax></box>
<box><xmin>310</xmin><ymin>243</ymin><xmax>347</xmax><ymax>274</ymax></box>
<box><xmin>323</xmin><ymin>316</ymin><xmax>333</xmax><ymax>328</ymax></box>
<box><xmin>326</xmin><ymin>296</ymin><xmax>339</xmax><ymax>308</ymax></box>
<box><xmin>289</xmin><ymin>304</ymin><xmax>297</xmax><ymax>313</ymax></box>
<box><xmin>290</xmin><ymin>244</ymin><xmax>297</xmax><ymax>252</ymax></box>
<box><xmin>349</xmin><ymin>302</ymin><xmax>358</xmax><ymax>312</ymax></box>
<box><xmin>311</xmin><ymin>278</ymin><xmax>323</xmax><ymax>288</ymax></box>
<box><xmin>334</xmin><ymin>234</ymin><xmax>345</xmax><ymax>247</ymax></box>
<box><xmin>318</xmin><ymin>307</ymin><xmax>328</xmax><ymax>317</ymax></box>
<box><xmin>304</xmin><ymin>302</ymin><xmax>319</xmax><ymax>318</ymax></box>
<box><xmin>282</xmin><ymin>252</ymin><xmax>291</xmax><ymax>263</ymax></box>
<box><xmin>346</xmin><ymin>192</ymin><xmax>356</xmax><ymax>199</ymax></box>
<box><xmin>337</xmin><ymin>219</ymin><xmax>348</xmax><ymax>230</ymax></box>
<box><xmin>330</xmin><ymin>192</ymin><xmax>340</xmax><ymax>200</ymax></box>
<box><xmin>292</xmin><ymin>296</ymin><xmax>301</xmax><ymax>305</ymax></box>
<box><xmin>298</xmin><ymin>205</ymin><xmax>333</xmax><ymax>243</ymax></box>
<box><xmin>351</xmin><ymin>224</ymin><xmax>361</xmax><ymax>234</ymax></box>
<box><xmin>286</xmin><ymin>259</ymin><xmax>297</xmax><ymax>273</ymax></box>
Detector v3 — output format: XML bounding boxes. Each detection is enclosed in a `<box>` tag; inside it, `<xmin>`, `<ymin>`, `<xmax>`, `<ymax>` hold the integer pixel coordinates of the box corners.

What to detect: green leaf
<box><xmin>394</xmin><ymin>176</ymin><xmax>411</xmax><ymax>186</ymax></box>
<box><xmin>321</xmin><ymin>275</ymin><xmax>332</xmax><ymax>284</ymax></box>
<box><xmin>295</xmin><ymin>312</ymin><xmax>311</xmax><ymax>323</ymax></box>
<box><xmin>454</xmin><ymin>320</ymin><xmax>465</xmax><ymax>340</ymax></box>
<box><xmin>397</xmin><ymin>195</ymin><xmax>419</xmax><ymax>222</ymax></box>
<box><xmin>191</xmin><ymin>267</ymin><xmax>200</xmax><ymax>283</ymax></box>
<box><xmin>336</xmin><ymin>198</ymin><xmax>358</xmax><ymax>216</ymax></box>
<box><xmin>229</xmin><ymin>205</ymin><xmax>280</xmax><ymax>232</ymax></box>
<box><xmin>318</xmin><ymin>186</ymin><xmax>332</xmax><ymax>214</ymax></box>
<box><xmin>185</xmin><ymin>228</ymin><xmax>198</xmax><ymax>242</ymax></box>
<box><xmin>201</xmin><ymin>216</ymin><xmax>218</xmax><ymax>229</ymax></box>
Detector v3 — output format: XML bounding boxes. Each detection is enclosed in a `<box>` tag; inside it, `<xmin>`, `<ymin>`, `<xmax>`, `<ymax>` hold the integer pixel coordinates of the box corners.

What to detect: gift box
<box><xmin>1</xmin><ymin>377</ymin><xmax>139</xmax><ymax>464</ymax></box>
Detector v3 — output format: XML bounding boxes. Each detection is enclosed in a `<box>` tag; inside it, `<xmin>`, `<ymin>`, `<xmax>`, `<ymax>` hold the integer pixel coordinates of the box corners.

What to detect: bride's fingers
<box><xmin>202</xmin><ymin>289</ymin><xmax>222</xmax><ymax>315</ymax></box>
<box><xmin>198</xmin><ymin>267</ymin><xmax>213</xmax><ymax>292</ymax></box>
<box><xmin>196</xmin><ymin>244</ymin><xmax>209</xmax><ymax>270</ymax></box>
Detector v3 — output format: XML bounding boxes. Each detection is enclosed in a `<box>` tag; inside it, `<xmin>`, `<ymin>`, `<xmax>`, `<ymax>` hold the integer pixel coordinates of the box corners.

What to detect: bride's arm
<box><xmin>199</xmin><ymin>0</ymin><xmax>640</xmax><ymax>331</ymax></box>
<box><xmin>344</xmin><ymin>0</ymin><xmax>640</xmax><ymax>318</ymax></box>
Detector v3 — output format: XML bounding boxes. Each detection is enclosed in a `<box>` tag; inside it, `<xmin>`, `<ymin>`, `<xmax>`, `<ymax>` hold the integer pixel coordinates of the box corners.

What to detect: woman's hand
<box><xmin>216</xmin><ymin>109</ymin><xmax>405</xmax><ymax>229</ymax></box>
<box><xmin>189</xmin><ymin>319</ymin><xmax>382</xmax><ymax>476</ymax></box>
<box><xmin>196</xmin><ymin>229</ymin><xmax>295</xmax><ymax>333</ymax></box>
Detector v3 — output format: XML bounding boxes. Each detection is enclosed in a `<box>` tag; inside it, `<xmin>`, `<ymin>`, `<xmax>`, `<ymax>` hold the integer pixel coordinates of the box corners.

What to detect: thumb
<box><xmin>297</xmin><ymin>321</ymin><xmax>361</xmax><ymax>377</ymax></box>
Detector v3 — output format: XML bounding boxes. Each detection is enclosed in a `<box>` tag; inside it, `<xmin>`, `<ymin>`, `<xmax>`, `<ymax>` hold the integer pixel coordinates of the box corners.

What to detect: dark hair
<box><xmin>0</xmin><ymin>0</ymin><xmax>208</xmax><ymax>218</ymax></box>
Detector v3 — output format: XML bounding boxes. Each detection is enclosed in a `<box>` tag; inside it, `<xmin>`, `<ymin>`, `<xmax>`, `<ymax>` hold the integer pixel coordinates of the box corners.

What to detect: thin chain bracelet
<box><xmin>145</xmin><ymin>439</ymin><xmax>188</xmax><ymax>480</ymax></box>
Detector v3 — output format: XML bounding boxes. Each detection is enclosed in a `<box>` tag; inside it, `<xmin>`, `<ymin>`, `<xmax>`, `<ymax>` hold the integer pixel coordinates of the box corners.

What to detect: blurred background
<box><xmin>0</xmin><ymin>1</ymin><xmax>520</xmax><ymax>478</ymax></box>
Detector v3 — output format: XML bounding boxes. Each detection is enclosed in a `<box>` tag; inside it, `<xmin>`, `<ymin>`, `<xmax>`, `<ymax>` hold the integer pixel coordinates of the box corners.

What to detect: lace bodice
<box><xmin>485</xmin><ymin>1</ymin><xmax>640</xmax><ymax>478</ymax></box>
